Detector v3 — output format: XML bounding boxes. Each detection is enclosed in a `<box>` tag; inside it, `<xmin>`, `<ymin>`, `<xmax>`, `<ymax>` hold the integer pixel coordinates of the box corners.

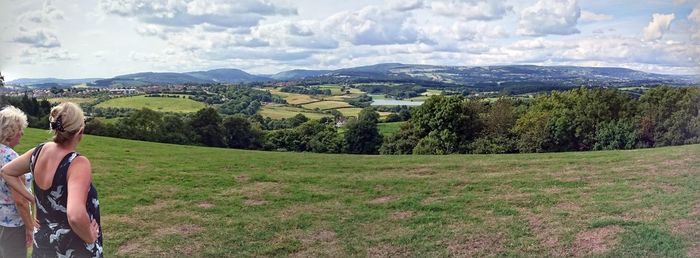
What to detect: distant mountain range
<box><xmin>6</xmin><ymin>64</ymin><xmax>699</xmax><ymax>88</ymax></box>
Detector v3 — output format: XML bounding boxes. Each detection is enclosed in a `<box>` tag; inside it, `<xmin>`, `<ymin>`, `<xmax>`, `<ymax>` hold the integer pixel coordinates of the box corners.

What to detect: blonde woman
<box><xmin>1</xmin><ymin>102</ymin><xmax>101</xmax><ymax>258</ymax></box>
<box><xmin>0</xmin><ymin>106</ymin><xmax>33</xmax><ymax>258</ymax></box>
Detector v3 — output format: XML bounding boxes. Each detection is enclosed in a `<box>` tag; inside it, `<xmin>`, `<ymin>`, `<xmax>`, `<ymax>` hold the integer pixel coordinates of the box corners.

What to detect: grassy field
<box><xmin>302</xmin><ymin>101</ymin><xmax>353</xmax><ymax>110</ymax></box>
<box><xmin>377</xmin><ymin>122</ymin><xmax>405</xmax><ymax>136</ymax></box>
<box><xmin>95</xmin><ymin>95</ymin><xmax>206</xmax><ymax>113</ymax></box>
<box><xmin>15</xmin><ymin>128</ymin><xmax>700</xmax><ymax>257</ymax></box>
<box><xmin>258</xmin><ymin>105</ymin><xmax>331</xmax><ymax>120</ymax></box>
<box><xmin>266</xmin><ymin>89</ymin><xmax>319</xmax><ymax>105</ymax></box>
<box><xmin>317</xmin><ymin>85</ymin><xmax>364</xmax><ymax>95</ymax></box>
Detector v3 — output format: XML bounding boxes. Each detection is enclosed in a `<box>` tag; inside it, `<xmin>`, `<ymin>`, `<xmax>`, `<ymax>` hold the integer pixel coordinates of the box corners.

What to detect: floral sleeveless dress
<box><xmin>30</xmin><ymin>144</ymin><xmax>103</xmax><ymax>258</ymax></box>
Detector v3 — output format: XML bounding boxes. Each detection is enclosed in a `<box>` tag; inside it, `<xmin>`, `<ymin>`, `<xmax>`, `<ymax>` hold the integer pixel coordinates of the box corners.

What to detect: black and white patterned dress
<box><xmin>30</xmin><ymin>144</ymin><xmax>102</xmax><ymax>258</ymax></box>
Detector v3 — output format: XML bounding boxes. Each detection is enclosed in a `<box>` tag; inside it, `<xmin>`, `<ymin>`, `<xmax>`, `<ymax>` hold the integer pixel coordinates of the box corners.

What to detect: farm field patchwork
<box><xmin>267</xmin><ymin>89</ymin><xmax>319</xmax><ymax>105</ymax></box>
<box><xmin>258</xmin><ymin>104</ymin><xmax>331</xmax><ymax>120</ymax></box>
<box><xmin>14</xmin><ymin>128</ymin><xmax>700</xmax><ymax>257</ymax></box>
<box><xmin>301</xmin><ymin>101</ymin><xmax>353</xmax><ymax>110</ymax></box>
<box><xmin>95</xmin><ymin>95</ymin><xmax>207</xmax><ymax>113</ymax></box>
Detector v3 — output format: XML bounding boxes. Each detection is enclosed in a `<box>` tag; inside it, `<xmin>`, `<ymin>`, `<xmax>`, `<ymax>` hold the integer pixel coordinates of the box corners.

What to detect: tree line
<box><xmin>6</xmin><ymin>86</ymin><xmax>700</xmax><ymax>155</ymax></box>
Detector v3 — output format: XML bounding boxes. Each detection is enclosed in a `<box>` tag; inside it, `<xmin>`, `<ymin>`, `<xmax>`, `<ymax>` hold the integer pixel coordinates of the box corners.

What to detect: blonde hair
<box><xmin>0</xmin><ymin>106</ymin><xmax>28</xmax><ymax>145</ymax></box>
<box><xmin>49</xmin><ymin>102</ymin><xmax>85</xmax><ymax>144</ymax></box>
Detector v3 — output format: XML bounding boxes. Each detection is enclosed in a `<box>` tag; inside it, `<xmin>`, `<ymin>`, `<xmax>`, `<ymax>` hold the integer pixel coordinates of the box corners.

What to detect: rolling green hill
<box><xmin>95</xmin><ymin>95</ymin><xmax>207</xmax><ymax>113</ymax></box>
<box><xmin>15</xmin><ymin>128</ymin><xmax>700</xmax><ymax>257</ymax></box>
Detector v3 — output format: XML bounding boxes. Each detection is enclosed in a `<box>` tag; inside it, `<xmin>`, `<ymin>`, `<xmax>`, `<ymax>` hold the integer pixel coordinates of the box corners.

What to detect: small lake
<box><xmin>371</xmin><ymin>99</ymin><xmax>424</xmax><ymax>106</ymax></box>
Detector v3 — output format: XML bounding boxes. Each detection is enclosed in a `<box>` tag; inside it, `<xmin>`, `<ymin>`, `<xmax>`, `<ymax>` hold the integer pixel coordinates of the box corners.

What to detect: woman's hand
<box><xmin>24</xmin><ymin>227</ymin><xmax>33</xmax><ymax>247</ymax></box>
<box><xmin>88</xmin><ymin>219</ymin><xmax>100</xmax><ymax>243</ymax></box>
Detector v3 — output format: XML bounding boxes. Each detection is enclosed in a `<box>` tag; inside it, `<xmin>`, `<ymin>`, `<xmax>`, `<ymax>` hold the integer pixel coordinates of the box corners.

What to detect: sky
<box><xmin>1</xmin><ymin>0</ymin><xmax>699</xmax><ymax>81</ymax></box>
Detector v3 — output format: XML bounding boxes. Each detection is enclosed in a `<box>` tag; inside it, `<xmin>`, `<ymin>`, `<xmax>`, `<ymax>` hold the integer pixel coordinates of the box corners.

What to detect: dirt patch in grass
<box><xmin>197</xmin><ymin>201</ymin><xmax>215</xmax><ymax>209</ymax></box>
<box><xmin>407</xmin><ymin>167</ymin><xmax>436</xmax><ymax>177</ymax></box>
<box><xmin>527</xmin><ymin>214</ymin><xmax>563</xmax><ymax>255</ymax></box>
<box><xmin>554</xmin><ymin>202</ymin><xmax>581</xmax><ymax>212</ymax></box>
<box><xmin>155</xmin><ymin>224</ymin><xmax>204</xmax><ymax>237</ymax></box>
<box><xmin>690</xmin><ymin>203</ymin><xmax>700</xmax><ymax>216</ymax></box>
<box><xmin>367</xmin><ymin>244</ymin><xmax>409</xmax><ymax>258</ymax></box>
<box><xmin>687</xmin><ymin>244</ymin><xmax>700</xmax><ymax>258</ymax></box>
<box><xmin>669</xmin><ymin>219</ymin><xmax>698</xmax><ymax>235</ymax></box>
<box><xmin>389</xmin><ymin>211</ymin><xmax>413</xmax><ymax>220</ymax></box>
<box><xmin>244</xmin><ymin>199</ymin><xmax>269</xmax><ymax>206</ymax></box>
<box><xmin>234</xmin><ymin>174</ymin><xmax>249</xmax><ymax>182</ymax></box>
<box><xmin>117</xmin><ymin>238</ymin><xmax>162</xmax><ymax>257</ymax></box>
<box><xmin>368</xmin><ymin>196</ymin><xmax>399</xmax><ymax>204</ymax></box>
<box><xmin>572</xmin><ymin>226</ymin><xmax>623</xmax><ymax>256</ymax></box>
<box><xmin>544</xmin><ymin>187</ymin><xmax>562</xmax><ymax>194</ymax></box>
<box><xmin>116</xmin><ymin>240</ymin><xmax>144</xmax><ymax>256</ymax></box>
<box><xmin>291</xmin><ymin>229</ymin><xmax>343</xmax><ymax>257</ymax></box>
<box><xmin>446</xmin><ymin>233</ymin><xmax>504</xmax><ymax>257</ymax></box>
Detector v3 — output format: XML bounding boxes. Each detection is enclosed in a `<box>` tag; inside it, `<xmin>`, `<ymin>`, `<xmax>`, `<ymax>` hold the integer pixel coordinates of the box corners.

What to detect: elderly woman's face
<box><xmin>7</xmin><ymin>129</ymin><xmax>23</xmax><ymax>148</ymax></box>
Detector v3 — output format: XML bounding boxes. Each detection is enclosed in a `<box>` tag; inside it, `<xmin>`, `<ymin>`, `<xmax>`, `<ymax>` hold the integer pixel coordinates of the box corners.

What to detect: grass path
<box><xmin>16</xmin><ymin>129</ymin><xmax>700</xmax><ymax>257</ymax></box>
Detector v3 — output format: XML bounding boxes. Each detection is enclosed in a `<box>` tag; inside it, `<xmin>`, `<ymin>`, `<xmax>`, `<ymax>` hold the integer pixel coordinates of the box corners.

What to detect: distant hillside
<box><xmin>270</xmin><ymin>69</ymin><xmax>331</xmax><ymax>80</ymax></box>
<box><xmin>11</xmin><ymin>63</ymin><xmax>699</xmax><ymax>88</ymax></box>
<box><xmin>7</xmin><ymin>78</ymin><xmax>103</xmax><ymax>87</ymax></box>
<box><xmin>186</xmin><ymin>68</ymin><xmax>270</xmax><ymax>83</ymax></box>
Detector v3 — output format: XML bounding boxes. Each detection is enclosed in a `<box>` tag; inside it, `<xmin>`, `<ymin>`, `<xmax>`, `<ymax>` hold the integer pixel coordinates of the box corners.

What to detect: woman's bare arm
<box><xmin>1</xmin><ymin>149</ymin><xmax>34</xmax><ymax>203</ymax></box>
<box><xmin>66</xmin><ymin>156</ymin><xmax>99</xmax><ymax>243</ymax></box>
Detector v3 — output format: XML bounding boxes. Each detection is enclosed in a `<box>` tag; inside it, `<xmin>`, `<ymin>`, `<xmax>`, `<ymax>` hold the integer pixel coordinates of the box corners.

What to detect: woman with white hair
<box><xmin>2</xmin><ymin>102</ymin><xmax>101</xmax><ymax>258</ymax></box>
<box><xmin>0</xmin><ymin>105</ymin><xmax>33</xmax><ymax>258</ymax></box>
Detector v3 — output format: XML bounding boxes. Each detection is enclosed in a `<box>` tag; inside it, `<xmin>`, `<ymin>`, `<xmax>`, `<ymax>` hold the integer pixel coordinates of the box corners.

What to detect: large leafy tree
<box><xmin>190</xmin><ymin>107</ymin><xmax>226</xmax><ymax>147</ymax></box>
<box><xmin>344</xmin><ymin>107</ymin><xmax>383</xmax><ymax>154</ymax></box>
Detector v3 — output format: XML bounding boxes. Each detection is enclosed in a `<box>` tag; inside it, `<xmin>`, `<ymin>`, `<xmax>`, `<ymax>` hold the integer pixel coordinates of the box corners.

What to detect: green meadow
<box><xmin>95</xmin><ymin>95</ymin><xmax>207</xmax><ymax>113</ymax></box>
<box><xmin>16</xmin><ymin>128</ymin><xmax>700</xmax><ymax>257</ymax></box>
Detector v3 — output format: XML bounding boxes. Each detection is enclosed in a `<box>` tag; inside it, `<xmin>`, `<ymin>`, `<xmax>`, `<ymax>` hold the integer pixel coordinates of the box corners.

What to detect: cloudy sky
<box><xmin>1</xmin><ymin>0</ymin><xmax>699</xmax><ymax>80</ymax></box>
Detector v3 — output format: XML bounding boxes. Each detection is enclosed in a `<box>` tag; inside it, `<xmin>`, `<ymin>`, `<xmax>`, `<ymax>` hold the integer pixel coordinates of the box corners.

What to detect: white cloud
<box><xmin>252</xmin><ymin>21</ymin><xmax>338</xmax><ymax>49</ymax></box>
<box><xmin>19</xmin><ymin>48</ymin><xmax>77</xmax><ymax>64</ymax></box>
<box><xmin>323</xmin><ymin>6</ymin><xmax>421</xmax><ymax>46</ymax></box>
<box><xmin>643</xmin><ymin>13</ymin><xmax>675</xmax><ymax>41</ymax></box>
<box><xmin>517</xmin><ymin>0</ymin><xmax>581</xmax><ymax>36</ymax></box>
<box><xmin>16</xmin><ymin>0</ymin><xmax>64</xmax><ymax>24</ymax></box>
<box><xmin>689</xmin><ymin>6</ymin><xmax>700</xmax><ymax>23</ymax></box>
<box><xmin>387</xmin><ymin>0</ymin><xmax>424</xmax><ymax>11</ymax></box>
<box><xmin>12</xmin><ymin>27</ymin><xmax>61</xmax><ymax>48</ymax></box>
<box><xmin>580</xmin><ymin>10</ymin><xmax>613</xmax><ymax>22</ymax></box>
<box><xmin>431</xmin><ymin>0</ymin><xmax>511</xmax><ymax>21</ymax></box>
<box><xmin>99</xmin><ymin>0</ymin><xmax>297</xmax><ymax>29</ymax></box>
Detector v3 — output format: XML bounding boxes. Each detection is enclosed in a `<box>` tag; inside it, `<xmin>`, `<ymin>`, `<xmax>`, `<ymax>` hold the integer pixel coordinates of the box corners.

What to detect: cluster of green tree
<box><xmin>357</xmin><ymin>84</ymin><xmax>427</xmax><ymax>99</ymax></box>
<box><xmin>218</xmin><ymin>86</ymin><xmax>286</xmax><ymax>116</ymax></box>
<box><xmin>346</xmin><ymin>94</ymin><xmax>373</xmax><ymax>108</ymax></box>
<box><xmin>82</xmin><ymin>106</ymin><xmax>132</xmax><ymax>119</ymax></box>
<box><xmin>83</xmin><ymin>106</ymin><xmax>384</xmax><ymax>154</ymax></box>
<box><xmin>381</xmin><ymin>86</ymin><xmax>700</xmax><ymax>154</ymax></box>
<box><xmin>250</xmin><ymin>113</ymin><xmax>310</xmax><ymax>130</ymax></box>
<box><xmin>189</xmin><ymin>92</ymin><xmax>225</xmax><ymax>104</ymax></box>
<box><xmin>264</xmin><ymin>108</ymin><xmax>382</xmax><ymax>153</ymax></box>
<box><xmin>279</xmin><ymin>86</ymin><xmax>331</xmax><ymax>95</ymax></box>
<box><xmin>0</xmin><ymin>95</ymin><xmax>51</xmax><ymax>128</ymax></box>
<box><xmin>85</xmin><ymin>108</ymin><xmax>265</xmax><ymax>149</ymax></box>
<box><xmin>375</xmin><ymin>105</ymin><xmax>412</xmax><ymax>122</ymax></box>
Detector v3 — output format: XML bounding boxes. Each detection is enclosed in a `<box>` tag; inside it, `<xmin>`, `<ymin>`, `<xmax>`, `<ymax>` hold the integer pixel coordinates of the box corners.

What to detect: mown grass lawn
<box><xmin>95</xmin><ymin>95</ymin><xmax>206</xmax><ymax>113</ymax></box>
<box><xmin>16</xmin><ymin>128</ymin><xmax>700</xmax><ymax>257</ymax></box>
